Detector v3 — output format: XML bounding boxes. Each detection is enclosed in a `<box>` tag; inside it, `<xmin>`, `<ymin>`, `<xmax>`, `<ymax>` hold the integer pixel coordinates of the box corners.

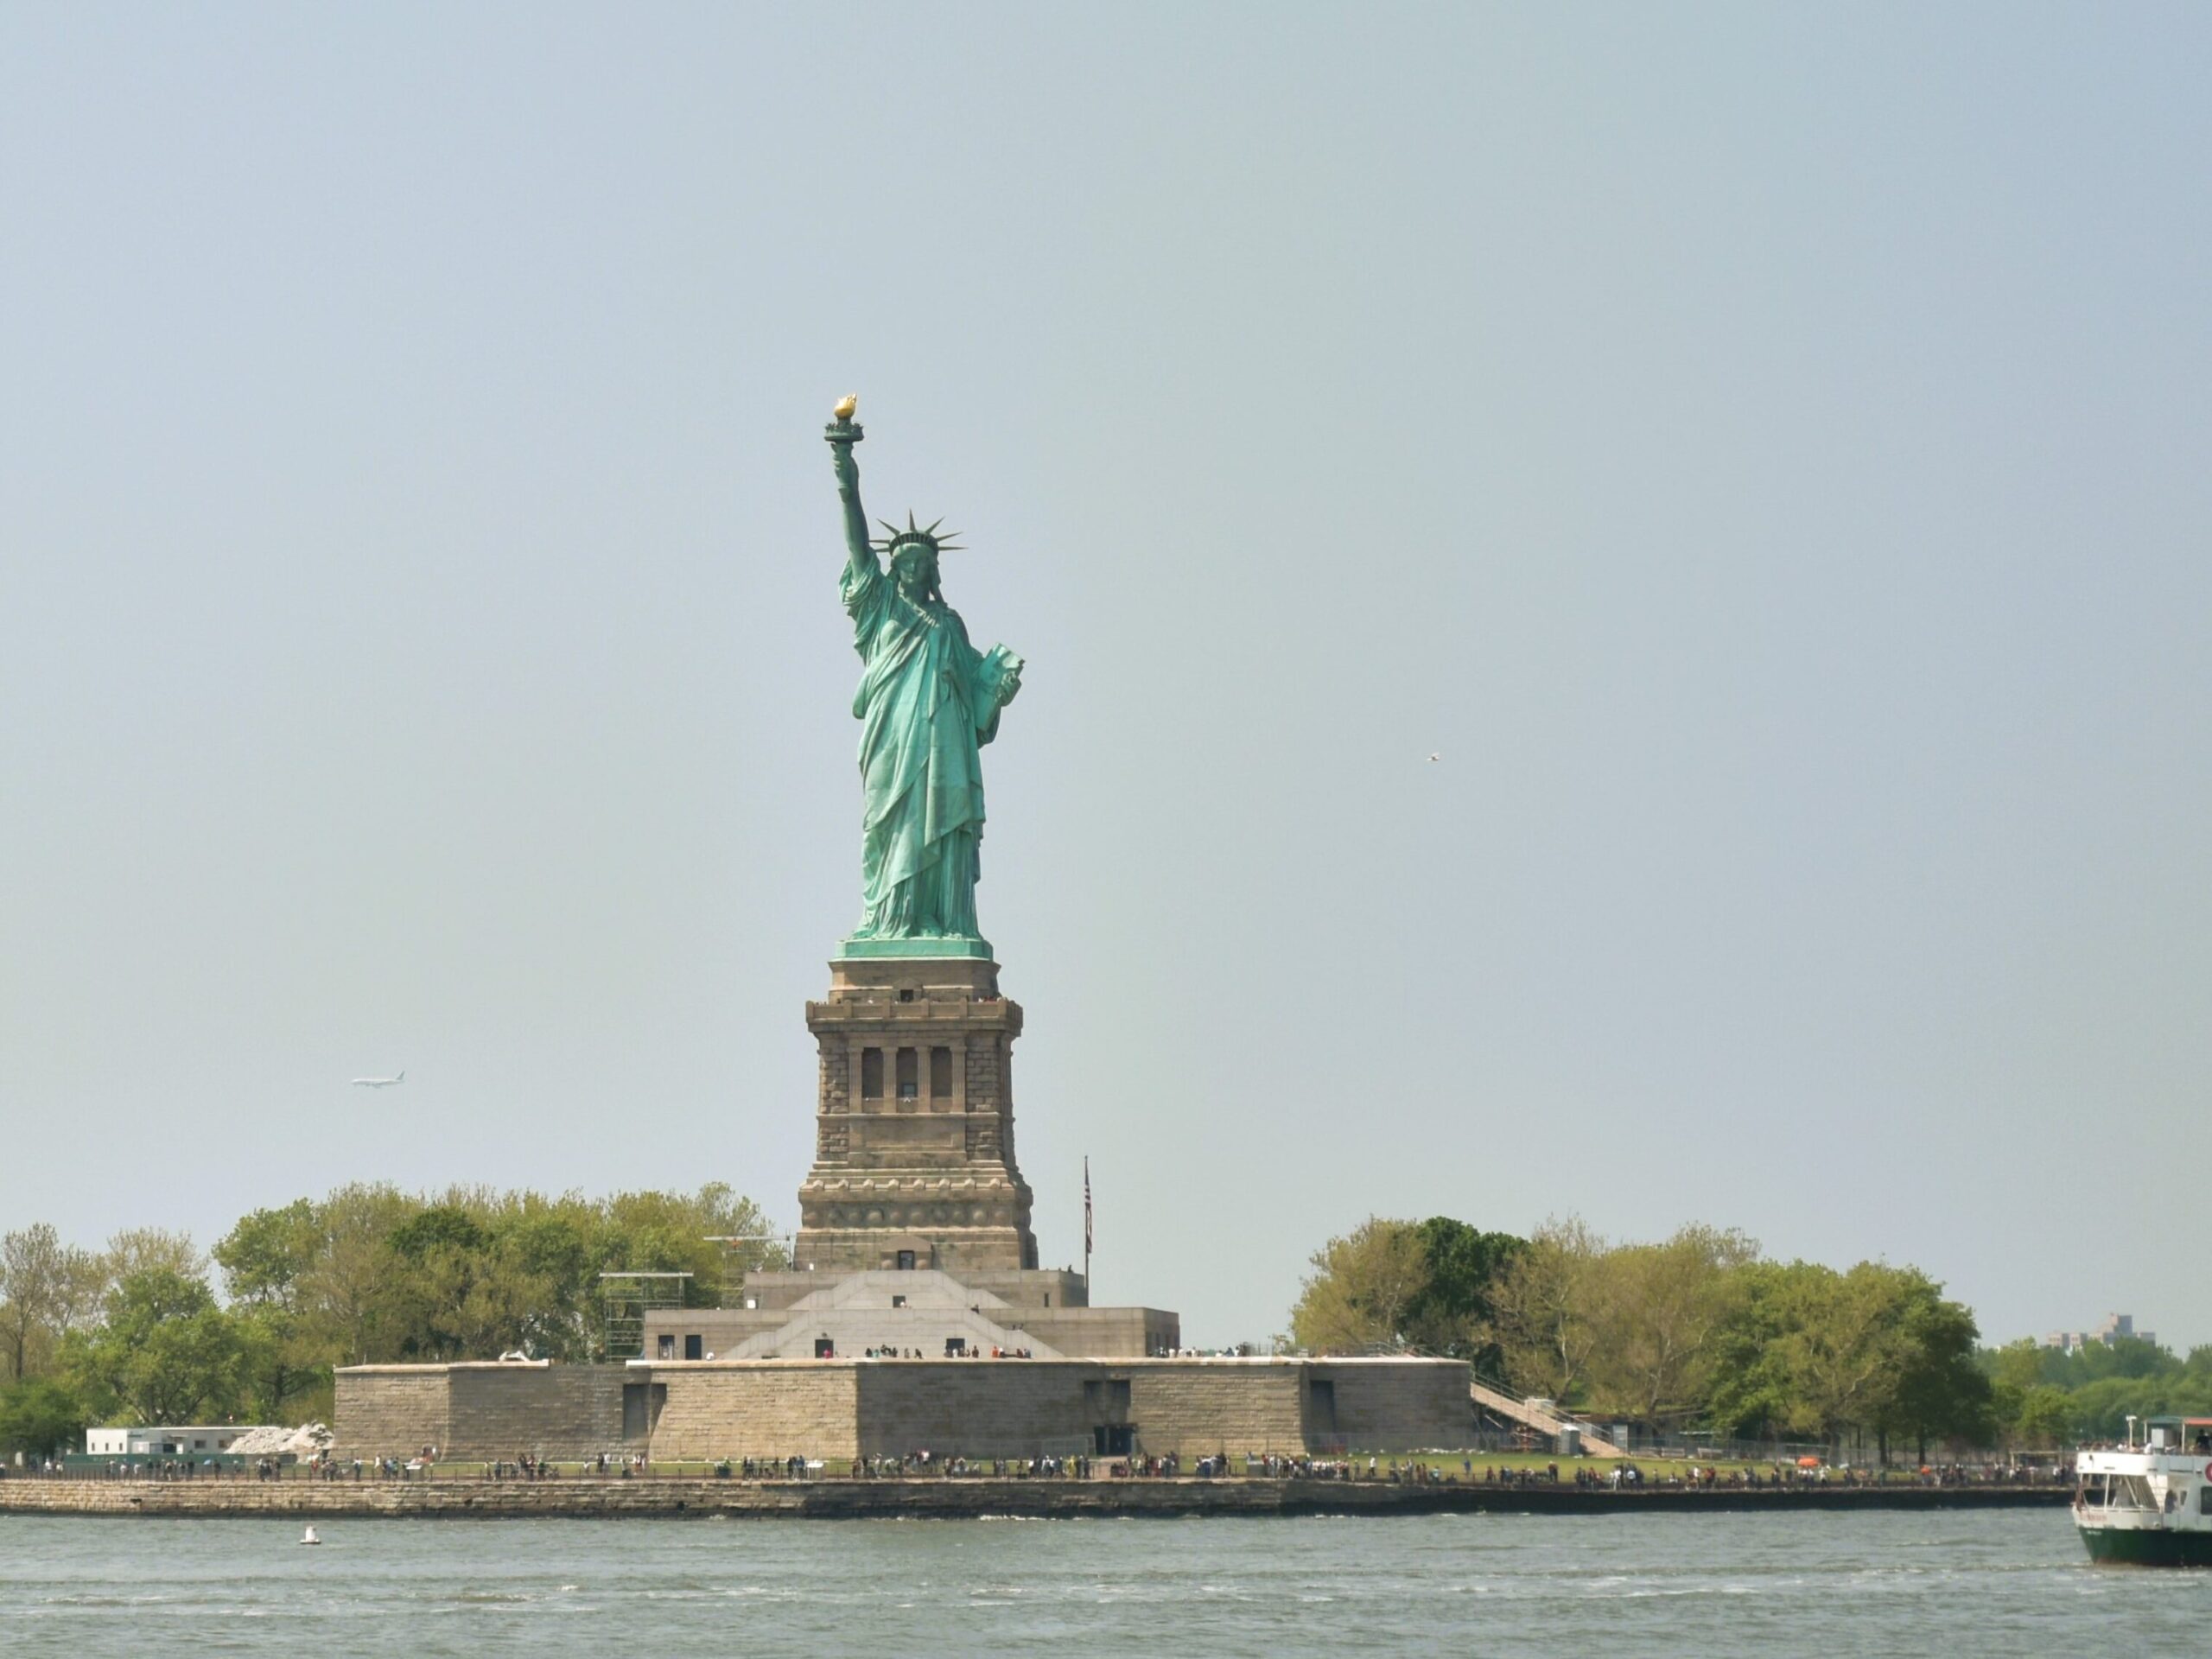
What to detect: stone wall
<box><xmin>1124</xmin><ymin>1363</ymin><xmax>1310</xmax><ymax>1455</ymax></box>
<box><xmin>1015</xmin><ymin>1306</ymin><xmax>1179</xmax><ymax>1358</ymax></box>
<box><xmin>649</xmin><ymin>1364</ymin><xmax>861</xmax><ymax>1462</ymax></box>
<box><xmin>443</xmin><ymin>1364</ymin><xmax>629</xmax><ymax>1459</ymax></box>
<box><xmin>0</xmin><ymin>1476</ymin><xmax>2075</xmax><ymax>1520</ymax></box>
<box><xmin>1321</xmin><ymin>1361</ymin><xmax>1473</xmax><ymax>1451</ymax></box>
<box><xmin>336</xmin><ymin>1357</ymin><xmax>1477</xmax><ymax>1462</ymax></box>
<box><xmin>334</xmin><ymin>1363</ymin><xmax>629</xmax><ymax>1461</ymax></box>
<box><xmin>333</xmin><ymin>1368</ymin><xmax>450</xmax><ymax>1459</ymax></box>
<box><xmin>854</xmin><ymin>1364</ymin><xmax>1090</xmax><ymax>1457</ymax></box>
<box><xmin>646</xmin><ymin>1307</ymin><xmax>1172</xmax><ymax>1364</ymax></box>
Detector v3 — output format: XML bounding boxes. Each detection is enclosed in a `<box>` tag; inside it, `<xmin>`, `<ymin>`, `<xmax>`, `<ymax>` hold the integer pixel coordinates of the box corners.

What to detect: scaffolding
<box><xmin>702</xmin><ymin>1233</ymin><xmax>793</xmax><ymax>1308</ymax></box>
<box><xmin>598</xmin><ymin>1271</ymin><xmax>692</xmax><ymax>1359</ymax></box>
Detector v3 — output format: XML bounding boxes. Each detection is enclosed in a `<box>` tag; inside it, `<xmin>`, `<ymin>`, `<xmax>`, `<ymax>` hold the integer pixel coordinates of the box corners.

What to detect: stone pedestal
<box><xmin>794</xmin><ymin>956</ymin><xmax>1039</xmax><ymax>1273</ymax></box>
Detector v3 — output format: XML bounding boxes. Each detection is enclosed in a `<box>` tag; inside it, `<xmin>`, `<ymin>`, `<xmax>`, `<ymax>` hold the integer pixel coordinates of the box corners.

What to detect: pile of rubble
<box><xmin>223</xmin><ymin>1423</ymin><xmax>334</xmax><ymax>1459</ymax></box>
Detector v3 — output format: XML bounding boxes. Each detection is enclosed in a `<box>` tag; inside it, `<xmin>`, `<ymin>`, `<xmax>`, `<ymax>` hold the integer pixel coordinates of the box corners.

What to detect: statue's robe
<box><xmin>842</xmin><ymin>558</ymin><xmax>1001</xmax><ymax>939</ymax></box>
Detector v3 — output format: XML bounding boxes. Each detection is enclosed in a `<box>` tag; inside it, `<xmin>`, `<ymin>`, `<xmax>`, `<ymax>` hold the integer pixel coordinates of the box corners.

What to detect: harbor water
<box><xmin>3</xmin><ymin>1508</ymin><xmax>2204</xmax><ymax>1656</ymax></box>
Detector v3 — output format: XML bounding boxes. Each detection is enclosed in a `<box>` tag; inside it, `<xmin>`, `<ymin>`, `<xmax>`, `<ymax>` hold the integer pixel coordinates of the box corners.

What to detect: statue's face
<box><xmin>891</xmin><ymin>543</ymin><xmax>939</xmax><ymax>600</ymax></box>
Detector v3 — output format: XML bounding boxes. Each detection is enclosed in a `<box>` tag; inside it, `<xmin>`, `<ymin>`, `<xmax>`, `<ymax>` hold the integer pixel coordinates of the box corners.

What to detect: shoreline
<box><xmin>0</xmin><ymin>1478</ymin><xmax>2073</xmax><ymax>1520</ymax></box>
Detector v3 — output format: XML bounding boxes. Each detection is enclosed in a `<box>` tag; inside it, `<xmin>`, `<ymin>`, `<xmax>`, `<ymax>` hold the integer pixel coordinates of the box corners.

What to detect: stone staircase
<box><xmin>1469</xmin><ymin>1377</ymin><xmax>1624</xmax><ymax>1458</ymax></box>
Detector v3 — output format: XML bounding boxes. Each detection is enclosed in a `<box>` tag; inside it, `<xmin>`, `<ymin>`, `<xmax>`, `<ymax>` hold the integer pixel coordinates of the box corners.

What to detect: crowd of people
<box><xmin>3</xmin><ymin>1448</ymin><xmax>2075</xmax><ymax>1486</ymax></box>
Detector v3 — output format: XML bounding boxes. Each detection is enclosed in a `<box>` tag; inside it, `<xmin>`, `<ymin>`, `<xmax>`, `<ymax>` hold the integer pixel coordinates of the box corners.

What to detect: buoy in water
<box><xmin>301</xmin><ymin>1526</ymin><xmax>321</xmax><ymax>1546</ymax></box>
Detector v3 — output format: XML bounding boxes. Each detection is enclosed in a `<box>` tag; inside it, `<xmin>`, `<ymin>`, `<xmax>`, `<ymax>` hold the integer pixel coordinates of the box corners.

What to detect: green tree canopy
<box><xmin>66</xmin><ymin>1268</ymin><xmax>255</xmax><ymax>1427</ymax></box>
<box><xmin>1276</xmin><ymin>1211</ymin><xmax>2014</xmax><ymax>1458</ymax></box>
<box><xmin>1480</xmin><ymin>1217</ymin><xmax>1606</xmax><ymax>1404</ymax></box>
<box><xmin>0</xmin><ymin>1376</ymin><xmax>89</xmax><ymax>1459</ymax></box>
<box><xmin>1</xmin><ymin>1224</ymin><xmax>72</xmax><ymax>1381</ymax></box>
<box><xmin>1402</xmin><ymin>1217</ymin><xmax>1524</xmax><ymax>1363</ymax></box>
<box><xmin>1580</xmin><ymin>1224</ymin><xmax>1758</xmax><ymax>1429</ymax></box>
<box><xmin>1288</xmin><ymin>1217</ymin><xmax>1428</xmax><ymax>1354</ymax></box>
<box><xmin>0</xmin><ymin>1179</ymin><xmax>787</xmax><ymax>1440</ymax></box>
<box><xmin>1289</xmin><ymin>1215</ymin><xmax>1528</xmax><ymax>1357</ymax></box>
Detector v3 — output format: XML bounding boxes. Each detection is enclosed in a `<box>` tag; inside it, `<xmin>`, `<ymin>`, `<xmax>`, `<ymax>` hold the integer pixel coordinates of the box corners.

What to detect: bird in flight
<box><xmin>352</xmin><ymin>1071</ymin><xmax>405</xmax><ymax>1089</ymax></box>
<box><xmin>1427</xmin><ymin>753</ymin><xmax>1441</xmax><ymax>763</ymax></box>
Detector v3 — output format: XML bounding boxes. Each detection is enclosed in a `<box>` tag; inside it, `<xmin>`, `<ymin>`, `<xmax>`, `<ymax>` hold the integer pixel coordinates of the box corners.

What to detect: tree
<box><xmin>17</xmin><ymin>1181</ymin><xmax>787</xmax><ymax>1405</ymax></box>
<box><xmin>295</xmin><ymin>1183</ymin><xmax>416</xmax><ymax>1366</ymax></box>
<box><xmin>1880</xmin><ymin>1273</ymin><xmax>1992</xmax><ymax>1460</ymax></box>
<box><xmin>101</xmin><ymin>1228</ymin><xmax>203</xmax><ymax>1284</ymax></box>
<box><xmin>0</xmin><ymin>1224</ymin><xmax>68</xmax><ymax>1380</ymax></box>
<box><xmin>594</xmin><ymin>1184</ymin><xmax>788</xmax><ymax>1328</ymax></box>
<box><xmin>2060</xmin><ymin>1372</ymin><xmax>2212</xmax><ymax>1440</ymax></box>
<box><xmin>1761</xmin><ymin>1262</ymin><xmax>1913</xmax><ymax>1449</ymax></box>
<box><xmin>1401</xmin><ymin>1217</ymin><xmax>1523</xmax><ymax>1364</ymax></box>
<box><xmin>1288</xmin><ymin>1217</ymin><xmax>1430</xmax><ymax>1353</ymax></box>
<box><xmin>1984</xmin><ymin>1338</ymin><xmax>2048</xmax><ymax>1398</ymax></box>
<box><xmin>2075</xmin><ymin>1336</ymin><xmax>2171</xmax><ymax>1382</ymax></box>
<box><xmin>0</xmin><ymin>1376</ymin><xmax>89</xmax><ymax>1459</ymax></box>
<box><xmin>1</xmin><ymin>1225</ymin><xmax>104</xmax><ymax>1380</ymax></box>
<box><xmin>1707</xmin><ymin>1259</ymin><xmax>1993</xmax><ymax>1459</ymax></box>
<box><xmin>216</xmin><ymin>1199</ymin><xmax>330</xmax><ymax>1420</ymax></box>
<box><xmin>1580</xmin><ymin>1224</ymin><xmax>1758</xmax><ymax>1429</ymax></box>
<box><xmin>215</xmin><ymin>1200</ymin><xmax>320</xmax><ymax>1309</ymax></box>
<box><xmin>2007</xmin><ymin>1385</ymin><xmax>2075</xmax><ymax>1449</ymax></box>
<box><xmin>67</xmin><ymin>1268</ymin><xmax>251</xmax><ymax>1426</ymax></box>
<box><xmin>1706</xmin><ymin>1260</ymin><xmax>1799</xmax><ymax>1438</ymax></box>
<box><xmin>1481</xmin><ymin>1217</ymin><xmax>1606</xmax><ymax>1404</ymax></box>
<box><xmin>376</xmin><ymin>1202</ymin><xmax>548</xmax><ymax>1363</ymax></box>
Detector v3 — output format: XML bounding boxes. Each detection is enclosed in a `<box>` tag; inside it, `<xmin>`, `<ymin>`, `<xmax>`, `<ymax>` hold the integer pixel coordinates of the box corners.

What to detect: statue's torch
<box><xmin>825</xmin><ymin>393</ymin><xmax>863</xmax><ymax>447</ymax></box>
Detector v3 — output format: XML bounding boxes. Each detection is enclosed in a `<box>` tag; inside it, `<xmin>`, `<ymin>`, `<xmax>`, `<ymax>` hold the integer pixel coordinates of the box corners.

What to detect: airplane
<box><xmin>351</xmin><ymin>1071</ymin><xmax>405</xmax><ymax>1089</ymax></box>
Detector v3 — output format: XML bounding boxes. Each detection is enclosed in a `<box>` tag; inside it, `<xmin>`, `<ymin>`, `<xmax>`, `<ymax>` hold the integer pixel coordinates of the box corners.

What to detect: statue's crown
<box><xmin>872</xmin><ymin>511</ymin><xmax>963</xmax><ymax>556</ymax></box>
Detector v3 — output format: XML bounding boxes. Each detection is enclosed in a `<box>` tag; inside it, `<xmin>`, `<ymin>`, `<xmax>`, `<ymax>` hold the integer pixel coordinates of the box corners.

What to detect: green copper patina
<box><xmin>825</xmin><ymin>402</ymin><xmax>1023</xmax><ymax>960</ymax></box>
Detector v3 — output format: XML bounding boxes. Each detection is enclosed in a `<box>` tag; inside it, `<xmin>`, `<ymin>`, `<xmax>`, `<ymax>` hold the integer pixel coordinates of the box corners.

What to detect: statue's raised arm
<box><xmin>824</xmin><ymin>395</ymin><xmax>874</xmax><ymax>578</ymax></box>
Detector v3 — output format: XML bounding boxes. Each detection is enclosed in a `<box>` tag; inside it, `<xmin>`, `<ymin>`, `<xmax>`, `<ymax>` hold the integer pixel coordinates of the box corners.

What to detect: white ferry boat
<box><xmin>2075</xmin><ymin>1415</ymin><xmax>2212</xmax><ymax>1565</ymax></box>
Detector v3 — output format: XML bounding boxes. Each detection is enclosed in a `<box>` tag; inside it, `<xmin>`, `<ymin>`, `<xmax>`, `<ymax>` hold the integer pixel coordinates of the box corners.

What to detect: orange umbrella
<box><xmin>1796</xmin><ymin>1456</ymin><xmax>1822</xmax><ymax>1469</ymax></box>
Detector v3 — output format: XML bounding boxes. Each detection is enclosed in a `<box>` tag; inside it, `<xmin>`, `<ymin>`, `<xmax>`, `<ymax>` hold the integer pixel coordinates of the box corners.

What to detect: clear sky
<box><xmin>3</xmin><ymin>3</ymin><xmax>2207</xmax><ymax>1350</ymax></box>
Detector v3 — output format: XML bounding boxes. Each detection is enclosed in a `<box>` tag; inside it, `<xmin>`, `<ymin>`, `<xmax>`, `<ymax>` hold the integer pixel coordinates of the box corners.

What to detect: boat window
<box><xmin>2202</xmin><ymin>1486</ymin><xmax>2211</xmax><ymax>1516</ymax></box>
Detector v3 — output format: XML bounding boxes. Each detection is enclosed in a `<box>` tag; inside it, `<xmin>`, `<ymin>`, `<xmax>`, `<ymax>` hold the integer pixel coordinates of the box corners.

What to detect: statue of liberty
<box><xmin>824</xmin><ymin>397</ymin><xmax>1023</xmax><ymax>957</ymax></box>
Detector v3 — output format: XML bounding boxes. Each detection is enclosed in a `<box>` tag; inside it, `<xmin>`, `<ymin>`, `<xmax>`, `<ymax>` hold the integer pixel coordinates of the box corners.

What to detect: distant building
<box><xmin>2040</xmin><ymin>1313</ymin><xmax>2155</xmax><ymax>1354</ymax></box>
<box><xmin>2096</xmin><ymin>1313</ymin><xmax>2157</xmax><ymax>1348</ymax></box>
<box><xmin>84</xmin><ymin>1426</ymin><xmax>270</xmax><ymax>1458</ymax></box>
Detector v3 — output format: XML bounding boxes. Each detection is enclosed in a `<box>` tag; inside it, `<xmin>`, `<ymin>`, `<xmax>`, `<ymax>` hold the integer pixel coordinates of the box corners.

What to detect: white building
<box><xmin>84</xmin><ymin>1426</ymin><xmax>268</xmax><ymax>1457</ymax></box>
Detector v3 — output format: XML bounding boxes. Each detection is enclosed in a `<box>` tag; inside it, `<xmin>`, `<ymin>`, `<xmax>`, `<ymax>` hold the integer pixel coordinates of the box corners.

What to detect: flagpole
<box><xmin>1083</xmin><ymin>1155</ymin><xmax>1092</xmax><ymax>1296</ymax></box>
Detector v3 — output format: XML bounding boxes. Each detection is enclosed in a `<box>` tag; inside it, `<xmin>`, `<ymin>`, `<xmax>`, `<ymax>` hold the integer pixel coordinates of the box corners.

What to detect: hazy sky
<box><xmin>3</xmin><ymin>3</ymin><xmax>2207</xmax><ymax>1350</ymax></box>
